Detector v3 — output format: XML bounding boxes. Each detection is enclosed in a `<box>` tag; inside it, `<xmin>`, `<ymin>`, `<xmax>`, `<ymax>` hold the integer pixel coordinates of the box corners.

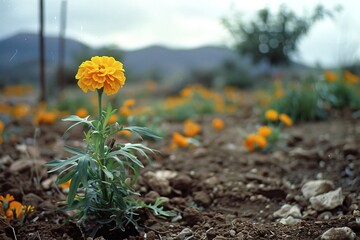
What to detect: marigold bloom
<box><xmin>0</xmin><ymin>120</ymin><xmax>4</xmax><ymax>133</ymax></box>
<box><xmin>254</xmin><ymin>135</ymin><xmax>267</xmax><ymax>149</ymax></box>
<box><xmin>75</xmin><ymin>56</ymin><xmax>126</xmax><ymax>95</ymax></box>
<box><xmin>243</xmin><ymin>134</ymin><xmax>257</xmax><ymax>152</ymax></box>
<box><xmin>119</xmin><ymin>107</ymin><xmax>131</xmax><ymax>117</ymax></box>
<box><xmin>0</xmin><ymin>194</ymin><xmax>24</xmax><ymax>222</ymax></box>
<box><xmin>123</xmin><ymin>99</ymin><xmax>136</xmax><ymax>108</ymax></box>
<box><xmin>12</xmin><ymin>104</ymin><xmax>30</xmax><ymax>120</ymax></box>
<box><xmin>212</xmin><ymin>118</ymin><xmax>224</xmax><ymax>131</ymax></box>
<box><xmin>257</xmin><ymin>126</ymin><xmax>272</xmax><ymax>137</ymax></box>
<box><xmin>172</xmin><ymin>132</ymin><xmax>188</xmax><ymax>148</ymax></box>
<box><xmin>323</xmin><ymin>71</ymin><xmax>338</xmax><ymax>82</ymax></box>
<box><xmin>76</xmin><ymin>108</ymin><xmax>89</xmax><ymax>118</ymax></box>
<box><xmin>118</xmin><ymin>129</ymin><xmax>132</xmax><ymax>138</ymax></box>
<box><xmin>108</xmin><ymin>114</ymin><xmax>118</xmax><ymax>124</ymax></box>
<box><xmin>34</xmin><ymin>111</ymin><xmax>57</xmax><ymax>125</ymax></box>
<box><xmin>183</xmin><ymin>120</ymin><xmax>201</xmax><ymax>137</ymax></box>
<box><xmin>59</xmin><ymin>180</ymin><xmax>71</xmax><ymax>189</ymax></box>
<box><xmin>279</xmin><ymin>113</ymin><xmax>293</xmax><ymax>126</ymax></box>
<box><xmin>265</xmin><ymin>109</ymin><xmax>279</xmax><ymax>121</ymax></box>
<box><xmin>344</xmin><ymin>70</ymin><xmax>359</xmax><ymax>84</ymax></box>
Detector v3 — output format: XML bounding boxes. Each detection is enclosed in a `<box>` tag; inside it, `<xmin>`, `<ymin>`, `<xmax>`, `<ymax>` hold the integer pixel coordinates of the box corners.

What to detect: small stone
<box><xmin>10</xmin><ymin>159</ymin><xmax>46</xmax><ymax>173</ymax></box>
<box><xmin>310</xmin><ymin>188</ymin><xmax>345</xmax><ymax>211</ymax></box>
<box><xmin>193</xmin><ymin>191</ymin><xmax>211</xmax><ymax>207</ymax></box>
<box><xmin>273</xmin><ymin>204</ymin><xmax>302</xmax><ymax>219</ymax></box>
<box><xmin>143</xmin><ymin>171</ymin><xmax>172</xmax><ymax>196</ymax></box>
<box><xmin>301</xmin><ymin>180</ymin><xmax>334</xmax><ymax>199</ymax></box>
<box><xmin>41</xmin><ymin>177</ymin><xmax>55</xmax><ymax>189</ymax></box>
<box><xmin>204</xmin><ymin>176</ymin><xmax>219</xmax><ymax>188</ymax></box>
<box><xmin>229</xmin><ymin>230</ymin><xmax>236</xmax><ymax>236</ymax></box>
<box><xmin>145</xmin><ymin>231</ymin><xmax>156</xmax><ymax>240</ymax></box>
<box><xmin>279</xmin><ymin>216</ymin><xmax>302</xmax><ymax>225</ymax></box>
<box><xmin>171</xmin><ymin>174</ymin><xmax>192</xmax><ymax>192</ymax></box>
<box><xmin>175</xmin><ymin>228</ymin><xmax>193</xmax><ymax>240</ymax></box>
<box><xmin>317</xmin><ymin>211</ymin><xmax>333</xmax><ymax>220</ymax></box>
<box><xmin>320</xmin><ymin>227</ymin><xmax>356</xmax><ymax>240</ymax></box>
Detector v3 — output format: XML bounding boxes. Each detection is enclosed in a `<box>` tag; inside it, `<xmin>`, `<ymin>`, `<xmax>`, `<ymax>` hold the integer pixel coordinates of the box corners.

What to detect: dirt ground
<box><xmin>1</xmin><ymin>109</ymin><xmax>360</xmax><ymax>240</ymax></box>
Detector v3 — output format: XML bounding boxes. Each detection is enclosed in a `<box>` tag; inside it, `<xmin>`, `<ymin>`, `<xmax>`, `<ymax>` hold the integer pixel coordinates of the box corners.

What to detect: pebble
<box><xmin>320</xmin><ymin>227</ymin><xmax>356</xmax><ymax>240</ymax></box>
<box><xmin>175</xmin><ymin>228</ymin><xmax>193</xmax><ymax>240</ymax></box>
<box><xmin>301</xmin><ymin>180</ymin><xmax>334</xmax><ymax>199</ymax></box>
<box><xmin>229</xmin><ymin>229</ymin><xmax>236</xmax><ymax>236</ymax></box>
<box><xmin>273</xmin><ymin>204</ymin><xmax>302</xmax><ymax>218</ymax></box>
<box><xmin>143</xmin><ymin>171</ymin><xmax>172</xmax><ymax>196</ymax></box>
<box><xmin>193</xmin><ymin>191</ymin><xmax>212</xmax><ymax>207</ymax></box>
<box><xmin>310</xmin><ymin>188</ymin><xmax>345</xmax><ymax>211</ymax></box>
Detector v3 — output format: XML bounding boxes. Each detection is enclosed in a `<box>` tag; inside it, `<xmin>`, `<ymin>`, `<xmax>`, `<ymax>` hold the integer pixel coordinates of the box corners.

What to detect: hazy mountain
<box><xmin>0</xmin><ymin>33</ymin><xmax>242</xmax><ymax>85</ymax></box>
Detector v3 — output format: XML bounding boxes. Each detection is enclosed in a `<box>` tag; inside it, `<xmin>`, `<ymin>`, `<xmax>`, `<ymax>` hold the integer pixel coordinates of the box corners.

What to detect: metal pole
<box><xmin>39</xmin><ymin>0</ymin><xmax>46</xmax><ymax>102</ymax></box>
<box><xmin>57</xmin><ymin>0</ymin><xmax>67</xmax><ymax>94</ymax></box>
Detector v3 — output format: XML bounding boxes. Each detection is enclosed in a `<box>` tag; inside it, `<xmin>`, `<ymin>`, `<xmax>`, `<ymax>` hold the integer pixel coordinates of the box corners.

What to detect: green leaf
<box><xmin>57</xmin><ymin>167</ymin><xmax>76</xmax><ymax>185</ymax></box>
<box><xmin>45</xmin><ymin>155</ymin><xmax>79</xmax><ymax>173</ymax></box>
<box><xmin>107</xmin><ymin>149</ymin><xmax>144</xmax><ymax>168</ymax></box>
<box><xmin>62</xmin><ymin>115</ymin><xmax>94</xmax><ymax>134</ymax></box>
<box><xmin>123</xmin><ymin>126</ymin><xmax>161</xmax><ymax>140</ymax></box>
<box><xmin>78</xmin><ymin>156</ymin><xmax>89</xmax><ymax>187</ymax></box>
<box><xmin>64</xmin><ymin>145</ymin><xmax>86</xmax><ymax>155</ymax></box>
<box><xmin>68</xmin><ymin>172</ymin><xmax>81</xmax><ymax>205</ymax></box>
<box><xmin>102</xmin><ymin>167</ymin><xmax>114</xmax><ymax>181</ymax></box>
<box><xmin>144</xmin><ymin>199</ymin><xmax>176</xmax><ymax>218</ymax></box>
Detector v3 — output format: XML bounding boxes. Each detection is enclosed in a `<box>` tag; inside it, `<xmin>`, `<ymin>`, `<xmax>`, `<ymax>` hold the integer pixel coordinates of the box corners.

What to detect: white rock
<box><xmin>279</xmin><ymin>216</ymin><xmax>302</xmax><ymax>225</ymax></box>
<box><xmin>176</xmin><ymin>228</ymin><xmax>193</xmax><ymax>240</ymax></box>
<box><xmin>273</xmin><ymin>204</ymin><xmax>302</xmax><ymax>218</ymax></box>
<box><xmin>143</xmin><ymin>171</ymin><xmax>172</xmax><ymax>196</ymax></box>
<box><xmin>301</xmin><ymin>180</ymin><xmax>334</xmax><ymax>199</ymax></box>
<box><xmin>320</xmin><ymin>227</ymin><xmax>356</xmax><ymax>240</ymax></box>
<box><xmin>155</xmin><ymin>170</ymin><xmax>178</xmax><ymax>180</ymax></box>
<box><xmin>310</xmin><ymin>188</ymin><xmax>345</xmax><ymax>211</ymax></box>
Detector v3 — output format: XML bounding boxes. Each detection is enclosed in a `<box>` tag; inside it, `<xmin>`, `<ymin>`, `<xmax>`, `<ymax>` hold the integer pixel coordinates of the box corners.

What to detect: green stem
<box><xmin>97</xmin><ymin>88</ymin><xmax>108</xmax><ymax>201</ymax></box>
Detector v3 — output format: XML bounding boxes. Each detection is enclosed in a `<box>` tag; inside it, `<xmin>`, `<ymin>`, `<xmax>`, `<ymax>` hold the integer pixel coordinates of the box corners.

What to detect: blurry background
<box><xmin>0</xmin><ymin>0</ymin><xmax>359</xmax><ymax>92</ymax></box>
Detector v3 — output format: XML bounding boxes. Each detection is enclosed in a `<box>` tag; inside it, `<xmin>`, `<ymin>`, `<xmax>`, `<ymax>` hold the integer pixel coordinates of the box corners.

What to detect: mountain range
<box><xmin>0</xmin><ymin>33</ymin><xmax>244</xmax><ymax>85</ymax></box>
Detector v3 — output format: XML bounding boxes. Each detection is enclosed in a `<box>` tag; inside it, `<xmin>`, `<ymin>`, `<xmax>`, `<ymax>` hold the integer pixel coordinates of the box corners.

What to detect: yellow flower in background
<box><xmin>212</xmin><ymin>118</ymin><xmax>224</xmax><ymax>131</ymax></box>
<box><xmin>254</xmin><ymin>135</ymin><xmax>267</xmax><ymax>149</ymax></box>
<box><xmin>265</xmin><ymin>109</ymin><xmax>279</xmax><ymax>121</ymax></box>
<box><xmin>323</xmin><ymin>70</ymin><xmax>338</xmax><ymax>82</ymax></box>
<box><xmin>172</xmin><ymin>132</ymin><xmax>188</xmax><ymax>148</ymax></box>
<box><xmin>119</xmin><ymin>106</ymin><xmax>131</xmax><ymax>117</ymax></box>
<box><xmin>257</xmin><ymin>126</ymin><xmax>272</xmax><ymax>137</ymax></box>
<box><xmin>108</xmin><ymin>114</ymin><xmax>118</xmax><ymax>124</ymax></box>
<box><xmin>75</xmin><ymin>56</ymin><xmax>126</xmax><ymax>95</ymax></box>
<box><xmin>243</xmin><ymin>134</ymin><xmax>257</xmax><ymax>152</ymax></box>
<box><xmin>123</xmin><ymin>99</ymin><xmax>136</xmax><ymax>108</ymax></box>
<box><xmin>279</xmin><ymin>113</ymin><xmax>293</xmax><ymax>126</ymax></box>
<box><xmin>344</xmin><ymin>70</ymin><xmax>359</xmax><ymax>84</ymax></box>
<box><xmin>76</xmin><ymin>108</ymin><xmax>89</xmax><ymax>118</ymax></box>
<box><xmin>12</xmin><ymin>104</ymin><xmax>30</xmax><ymax>120</ymax></box>
<box><xmin>34</xmin><ymin>111</ymin><xmax>57</xmax><ymax>125</ymax></box>
<box><xmin>183</xmin><ymin>120</ymin><xmax>201</xmax><ymax>137</ymax></box>
<box><xmin>118</xmin><ymin>129</ymin><xmax>132</xmax><ymax>138</ymax></box>
<box><xmin>0</xmin><ymin>120</ymin><xmax>4</xmax><ymax>133</ymax></box>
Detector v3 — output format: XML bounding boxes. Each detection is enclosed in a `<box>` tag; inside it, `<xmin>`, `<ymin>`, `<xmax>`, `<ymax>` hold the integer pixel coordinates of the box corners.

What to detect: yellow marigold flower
<box><xmin>243</xmin><ymin>134</ymin><xmax>257</xmax><ymax>152</ymax></box>
<box><xmin>172</xmin><ymin>132</ymin><xmax>188</xmax><ymax>148</ymax></box>
<box><xmin>212</xmin><ymin>118</ymin><xmax>224</xmax><ymax>131</ymax></box>
<box><xmin>254</xmin><ymin>135</ymin><xmax>267</xmax><ymax>149</ymax></box>
<box><xmin>123</xmin><ymin>99</ymin><xmax>136</xmax><ymax>108</ymax></box>
<box><xmin>344</xmin><ymin>70</ymin><xmax>359</xmax><ymax>84</ymax></box>
<box><xmin>183</xmin><ymin>120</ymin><xmax>201</xmax><ymax>137</ymax></box>
<box><xmin>265</xmin><ymin>109</ymin><xmax>278</xmax><ymax>121</ymax></box>
<box><xmin>323</xmin><ymin>70</ymin><xmax>338</xmax><ymax>82</ymax></box>
<box><xmin>0</xmin><ymin>120</ymin><xmax>4</xmax><ymax>133</ymax></box>
<box><xmin>279</xmin><ymin>113</ymin><xmax>293</xmax><ymax>126</ymax></box>
<box><xmin>118</xmin><ymin>129</ymin><xmax>132</xmax><ymax>138</ymax></box>
<box><xmin>108</xmin><ymin>114</ymin><xmax>118</xmax><ymax>124</ymax></box>
<box><xmin>34</xmin><ymin>111</ymin><xmax>57</xmax><ymax>125</ymax></box>
<box><xmin>75</xmin><ymin>56</ymin><xmax>126</xmax><ymax>95</ymax></box>
<box><xmin>257</xmin><ymin>126</ymin><xmax>272</xmax><ymax>137</ymax></box>
<box><xmin>59</xmin><ymin>180</ymin><xmax>71</xmax><ymax>190</ymax></box>
<box><xmin>12</xmin><ymin>104</ymin><xmax>30</xmax><ymax>120</ymax></box>
<box><xmin>119</xmin><ymin>107</ymin><xmax>131</xmax><ymax>117</ymax></box>
<box><xmin>0</xmin><ymin>194</ymin><xmax>24</xmax><ymax>222</ymax></box>
<box><xmin>76</xmin><ymin>108</ymin><xmax>89</xmax><ymax>118</ymax></box>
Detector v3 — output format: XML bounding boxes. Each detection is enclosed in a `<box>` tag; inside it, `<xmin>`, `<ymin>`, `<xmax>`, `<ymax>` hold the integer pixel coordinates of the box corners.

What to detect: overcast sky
<box><xmin>1</xmin><ymin>0</ymin><xmax>359</xmax><ymax>67</ymax></box>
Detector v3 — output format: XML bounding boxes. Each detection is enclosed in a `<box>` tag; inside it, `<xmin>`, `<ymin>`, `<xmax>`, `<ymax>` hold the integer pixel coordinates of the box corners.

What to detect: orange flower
<box><xmin>34</xmin><ymin>111</ymin><xmax>57</xmax><ymax>125</ymax></box>
<box><xmin>118</xmin><ymin>129</ymin><xmax>132</xmax><ymax>138</ymax></box>
<box><xmin>59</xmin><ymin>180</ymin><xmax>71</xmax><ymax>190</ymax></box>
<box><xmin>243</xmin><ymin>134</ymin><xmax>257</xmax><ymax>152</ymax></box>
<box><xmin>183</xmin><ymin>120</ymin><xmax>201</xmax><ymax>137</ymax></box>
<box><xmin>172</xmin><ymin>132</ymin><xmax>188</xmax><ymax>148</ymax></box>
<box><xmin>108</xmin><ymin>114</ymin><xmax>118</xmax><ymax>124</ymax></box>
<box><xmin>254</xmin><ymin>135</ymin><xmax>267</xmax><ymax>149</ymax></box>
<box><xmin>257</xmin><ymin>126</ymin><xmax>272</xmax><ymax>137</ymax></box>
<box><xmin>75</xmin><ymin>56</ymin><xmax>126</xmax><ymax>95</ymax></box>
<box><xmin>212</xmin><ymin>118</ymin><xmax>224</xmax><ymax>131</ymax></box>
<box><xmin>344</xmin><ymin>70</ymin><xmax>359</xmax><ymax>84</ymax></box>
<box><xmin>12</xmin><ymin>104</ymin><xmax>30</xmax><ymax>120</ymax></box>
<box><xmin>0</xmin><ymin>120</ymin><xmax>4</xmax><ymax>133</ymax></box>
<box><xmin>323</xmin><ymin>70</ymin><xmax>338</xmax><ymax>82</ymax></box>
<box><xmin>123</xmin><ymin>99</ymin><xmax>136</xmax><ymax>108</ymax></box>
<box><xmin>279</xmin><ymin>113</ymin><xmax>293</xmax><ymax>126</ymax></box>
<box><xmin>119</xmin><ymin>107</ymin><xmax>131</xmax><ymax>117</ymax></box>
<box><xmin>0</xmin><ymin>194</ymin><xmax>24</xmax><ymax>222</ymax></box>
<box><xmin>76</xmin><ymin>108</ymin><xmax>89</xmax><ymax>118</ymax></box>
<box><xmin>265</xmin><ymin>109</ymin><xmax>278</xmax><ymax>121</ymax></box>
